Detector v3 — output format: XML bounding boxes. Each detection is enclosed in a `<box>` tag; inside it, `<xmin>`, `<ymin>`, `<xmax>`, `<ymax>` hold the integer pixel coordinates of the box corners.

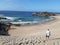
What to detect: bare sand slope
<box><xmin>0</xmin><ymin>36</ymin><xmax>60</xmax><ymax>45</ymax></box>
<box><xmin>9</xmin><ymin>15</ymin><xmax>60</xmax><ymax>39</ymax></box>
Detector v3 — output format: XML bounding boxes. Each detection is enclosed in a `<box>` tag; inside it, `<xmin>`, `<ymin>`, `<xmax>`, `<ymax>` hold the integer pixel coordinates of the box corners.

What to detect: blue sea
<box><xmin>0</xmin><ymin>11</ymin><xmax>54</xmax><ymax>25</ymax></box>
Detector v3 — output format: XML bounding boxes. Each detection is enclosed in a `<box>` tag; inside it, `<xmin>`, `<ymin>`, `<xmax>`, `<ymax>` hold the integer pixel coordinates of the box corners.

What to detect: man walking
<box><xmin>46</xmin><ymin>29</ymin><xmax>51</xmax><ymax>39</ymax></box>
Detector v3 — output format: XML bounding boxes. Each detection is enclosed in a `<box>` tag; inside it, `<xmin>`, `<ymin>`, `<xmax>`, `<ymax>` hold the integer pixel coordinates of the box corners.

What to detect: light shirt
<box><xmin>46</xmin><ymin>30</ymin><xmax>50</xmax><ymax>36</ymax></box>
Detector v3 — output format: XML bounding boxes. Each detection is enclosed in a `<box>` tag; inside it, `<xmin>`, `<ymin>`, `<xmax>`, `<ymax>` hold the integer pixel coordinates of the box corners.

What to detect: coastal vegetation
<box><xmin>32</xmin><ymin>12</ymin><xmax>56</xmax><ymax>17</ymax></box>
<box><xmin>0</xmin><ymin>22</ymin><xmax>11</xmax><ymax>35</ymax></box>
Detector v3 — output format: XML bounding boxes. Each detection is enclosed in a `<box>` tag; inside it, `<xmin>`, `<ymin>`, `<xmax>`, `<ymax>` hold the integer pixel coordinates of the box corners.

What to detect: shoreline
<box><xmin>0</xmin><ymin>15</ymin><xmax>60</xmax><ymax>45</ymax></box>
<box><xmin>9</xmin><ymin>15</ymin><xmax>59</xmax><ymax>37</ymax></box>
<box><xmin>11</xmin><ymin>16</ymin><xmax>56</xmax><ymax>27</ymax></box>
<box><xmin>16</xmin><ymin>16</ymin><xmax>56</xmax><ymax>27</ymax></box>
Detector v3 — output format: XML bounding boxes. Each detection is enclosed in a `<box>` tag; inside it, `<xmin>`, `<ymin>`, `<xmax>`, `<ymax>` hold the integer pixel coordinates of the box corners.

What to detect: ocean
<box><xmin>0</xmin><ymin>11</ymin><xmax>54</xmax><ymax>25</ymax></box>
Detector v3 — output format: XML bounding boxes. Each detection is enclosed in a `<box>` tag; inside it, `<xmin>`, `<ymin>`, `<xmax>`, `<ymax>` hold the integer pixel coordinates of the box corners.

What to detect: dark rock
<box><xmin>0</xmin><ymin>22</ymin><xmax>11</xmax><ymax>35</ymax></box>
<box><xmin>32</xmin><ymin>12</ymin><xmax>56</xmax><ymax>17</ymax></box>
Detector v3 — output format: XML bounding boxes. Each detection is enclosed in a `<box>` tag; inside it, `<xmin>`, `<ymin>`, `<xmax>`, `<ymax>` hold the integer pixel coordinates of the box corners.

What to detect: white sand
<box><xmin>0</xmin><ymin>15</ymin><xmax>60</xmax><ymax>45</ymax></box>
<box><xmin>9</xmin><ymin>15</ymin><xmax>60</xmax><ymax>39</ymax></box>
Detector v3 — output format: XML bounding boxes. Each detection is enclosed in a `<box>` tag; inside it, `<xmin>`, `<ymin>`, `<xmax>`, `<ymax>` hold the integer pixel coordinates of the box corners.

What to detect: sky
<box><xmin>0</xmin><ymin>0</ymin><xmax>60</xmax><ymax>12</ymax></box>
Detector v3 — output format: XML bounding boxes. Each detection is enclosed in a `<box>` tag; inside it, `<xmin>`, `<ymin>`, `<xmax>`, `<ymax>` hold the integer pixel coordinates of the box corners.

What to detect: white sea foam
<box><xmin>10</xmin><ymin>21</ymin><xmax>39</xmax><ymax>25</ymax></box>
<box><xmin>0</xmin><ymin>15</ymin><xmax>54</xmax><ymax>26</ymax></box>
<box><xmin>5</xmin><ymin>17</ymin><xmax>19</xmax><ymax>21</ymax></box>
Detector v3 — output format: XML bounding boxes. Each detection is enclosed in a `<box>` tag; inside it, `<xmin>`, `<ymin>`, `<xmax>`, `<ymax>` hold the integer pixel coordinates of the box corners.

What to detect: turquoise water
<box><xmin>0</xmin><ymin>11</ymin><xmax>54</xmax><ymax>24</ymax></box>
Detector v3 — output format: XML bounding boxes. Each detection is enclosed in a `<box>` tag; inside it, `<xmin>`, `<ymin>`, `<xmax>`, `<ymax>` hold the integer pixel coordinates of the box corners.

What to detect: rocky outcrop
<box><xmin>0</xmin><ymin>22</ymin><xmax>11</xmax><ymax>35</ymax></box>
<box><xmin>32</xmin><ymin>12</ymin><xmax>56</xmax><ymax>17</ymax></box>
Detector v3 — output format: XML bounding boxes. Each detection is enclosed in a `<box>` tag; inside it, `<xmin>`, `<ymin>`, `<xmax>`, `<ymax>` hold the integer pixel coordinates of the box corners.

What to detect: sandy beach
<box><xmin>0</xmin><ymin>15</ymin><xmax>60</xmax><ymax>45</ymax></box>
<box><xmin>9</xmin><ymin>15</ymin><xmax>60</xmax><ymax>39</ymax></box>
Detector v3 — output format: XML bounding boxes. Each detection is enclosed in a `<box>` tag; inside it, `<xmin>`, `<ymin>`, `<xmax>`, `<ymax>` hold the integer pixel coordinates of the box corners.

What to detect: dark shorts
<box><xmin>46</xmin><ymin>35</ymin><xmax>49</xmax><ymax>38</ymax></box>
